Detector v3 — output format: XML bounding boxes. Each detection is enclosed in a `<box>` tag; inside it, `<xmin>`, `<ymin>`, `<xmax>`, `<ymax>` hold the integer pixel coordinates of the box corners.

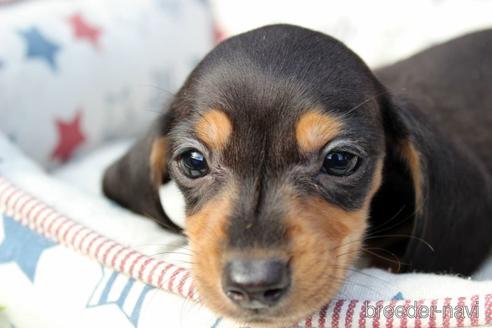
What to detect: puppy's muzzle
<box><xmin>222</xmin><ymin>259</ymin><xmax>290</xmax><ymax>310</ymax></box>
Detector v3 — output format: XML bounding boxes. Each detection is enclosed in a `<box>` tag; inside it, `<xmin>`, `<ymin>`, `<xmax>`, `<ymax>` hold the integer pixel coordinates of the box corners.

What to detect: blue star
<box><xmin>392</xmin><ymin>291</ymin><xmax>404</xmax><ymax>300</ymax></box>
<box><xmin>211</xmin><ymin>317</ymin><xmax>223</xmax><ymax>328</ymax></box>
<box><xmin>88</xmin><ymin>267</ymin><xmax>154</xmax><ymax>327</ymax></box>
<box><xmin>19</xmin><ymin>27</ymin><xmax>61</xmax><ymax>71</ymax></box>
<box><xmin>0</xmin><ymin>214</ymin><xmax>56</xmax><ymax>282</ymax></box>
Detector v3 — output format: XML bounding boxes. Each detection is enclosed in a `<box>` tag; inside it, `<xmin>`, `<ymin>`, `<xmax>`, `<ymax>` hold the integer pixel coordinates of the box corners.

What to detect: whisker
<box><xmin>364</xmin><ymin>234</ymin><xmax>434</xmax><ymax>252</ymax></box>
<box><xmin>326</xmin><ymin>265</ymin><xmax>393</xmax><ymax>286</ymax></box>
<box><xmin>361</xmin><ymin>248</ymin><xmax>403</xmax><ymax>272</ymax></box>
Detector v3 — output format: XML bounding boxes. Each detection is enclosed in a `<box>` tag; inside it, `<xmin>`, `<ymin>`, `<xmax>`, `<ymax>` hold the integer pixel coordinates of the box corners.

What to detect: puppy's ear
<box><xmin>370</xmin><ymin>95</ymin><xmax>492</xmax><ymax>275</ymax></box>
<box><xmin>368</xmin><ymin>96</ymin><xmax>427</xmax><ymax>271</ymax></box>
<box><xmin>102</xmin><ymin>115</ymin><xmax>181</xmax><ymax>233</ymax></box>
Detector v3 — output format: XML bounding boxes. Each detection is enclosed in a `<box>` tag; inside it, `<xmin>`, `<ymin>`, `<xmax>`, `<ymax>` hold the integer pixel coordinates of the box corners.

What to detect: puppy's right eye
<box><xmin>179</xmin><ymin>149</ymin><xmax>209</xmax><ymax>178</ymax></box>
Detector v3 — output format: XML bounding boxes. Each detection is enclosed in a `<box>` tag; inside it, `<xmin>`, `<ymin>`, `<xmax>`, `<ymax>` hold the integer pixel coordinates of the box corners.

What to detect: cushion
<box><xmin>0</xmin><ymin>0</ymin><xmax>214</xmax><ymax>169</ymax></box>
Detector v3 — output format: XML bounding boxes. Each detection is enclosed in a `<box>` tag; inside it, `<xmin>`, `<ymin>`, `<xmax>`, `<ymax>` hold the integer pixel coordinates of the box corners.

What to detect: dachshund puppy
<box><xmin>103</xmin><ymin>25</ymin><xmax>492</xmax><ymax>327</ymax></box>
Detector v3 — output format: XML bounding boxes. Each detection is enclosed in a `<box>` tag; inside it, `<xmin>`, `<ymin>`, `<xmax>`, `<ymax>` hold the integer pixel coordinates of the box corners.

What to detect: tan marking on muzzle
<box><xmin>185</xmin><ymin>183</ymin><xmax>236</xmax><ymax>314</ymax></box>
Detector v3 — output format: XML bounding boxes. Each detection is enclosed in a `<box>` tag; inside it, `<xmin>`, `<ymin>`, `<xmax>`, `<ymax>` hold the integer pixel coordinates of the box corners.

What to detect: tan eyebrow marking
<box><xmin>295</xmin><ymin>111</ymin><xmax>343</xmax><ymax>153</ymax></box>
<box><xmin>195</xmin><ymin>109</ymin><xmax>233</xmax><ymax>150</ymax></box>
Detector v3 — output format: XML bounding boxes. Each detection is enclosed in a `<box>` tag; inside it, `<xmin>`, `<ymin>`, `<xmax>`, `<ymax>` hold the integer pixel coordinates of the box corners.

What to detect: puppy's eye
<box><xmin>179</xmin><ymin>149</ymin><xmax>209</xmax><ymax>178</ymax></box>
<box><xmin>322</xmin><ymin>151</ymin><xmax>359</xmax><ymax>176</ymax></box>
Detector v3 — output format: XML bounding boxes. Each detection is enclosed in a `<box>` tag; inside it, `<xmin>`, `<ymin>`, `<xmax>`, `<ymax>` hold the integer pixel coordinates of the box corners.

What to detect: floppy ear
<box><xmin>369</xmin><ymin>95</ymin><xmax>492</xmax><ymax>275</ymax></box>
<box><xmin>102</xmin><ymin>115</ymin><xmax>182</xmax><ymax>233</ymax></box>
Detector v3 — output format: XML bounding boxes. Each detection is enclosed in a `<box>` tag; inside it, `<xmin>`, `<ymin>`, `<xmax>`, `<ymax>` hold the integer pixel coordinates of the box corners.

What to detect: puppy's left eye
<box><xmin>322</xmin><ymin>151</ymin><xmax>360</xmax><ymax>176</ymax></box>
<box><xmin>179</xmin><ymin>149</ymin><xmax>209</xmax><ymax>178</ymax></box>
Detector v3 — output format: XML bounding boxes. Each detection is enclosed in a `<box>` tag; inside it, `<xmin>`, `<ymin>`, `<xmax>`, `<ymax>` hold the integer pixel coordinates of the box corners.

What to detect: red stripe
<box><xmin>414</xmin><ymin>299</ymin><xmax>425</xmax><ymax>328</ymax></box>
<box><xmin>93</xmin><ymin>239</ymin><xmax>111</xmax><ymax>260</ymax></box>
<box><xmin>77</xmin><ymin>230</ymin><xmax>94</xmax><ymax>251</ymax></box>
<box><xmin>32</xmin><ymin>207</ymin><xmax>53</xmax><ymax>229</ymax></box>
<box><xmin>305</xmin><ymin>315</ymin><xmax>313</xmax><ymax>328</ymax></box>
<box><xmin>138</xmin><ymin>257</ymin><xmax>154</xmax><ymax>281</ymax></box>
<box><xmin>60</xmin><ymin>221</ymin><xmax>77</xmax><ymax>243</ymax></box>
<box><xmin>146</xmin><ymin>260</ymin><xmax>165</xmax><ymax>285</ymax></box>
<box><xmin>86</xmin><ymin>235</ymin><xmax>103</xmax><ymax>255</ymax></box>
<box><xmin>0</xmin><ymin>186</ymin><xmax>15</xmax><ymax>203</ymax></box>
<box><xmin>10</xmin><ymin>193</ymin><xmax>26</xmax><ymax>213</ymax></box>
<box><xmin>39</xmin><ymin>210</ymin><xmax>57</xmax><ymax>238</ymax></box>
<box><xmin>24</xmin><ymin>202</ymin><xmax>42</xmax><ymax>222</ymax></box>
<box><xmin>319</xmin><ymin>303</ymin><xmax>329</xmax><ymax>328</ymax></box>
<box><xmin>345</xmin><ymin>300</ymin><xmax>358</xmax><ymax>328</ymax></box>
<box><xmin>486</xmin><ymin>294</ymin><xmax>492</xmax><ymax>324</ymax></box>
<box><xmin>177</xmin><ymin>271</ymin><xmax>191</xmax><ymax>296</ymax></box>
<box><xmin>4</xmin><ymin>188</ymin><xmax>19</xmax><ymax>209</ymax></box>
<box><xmin>46</xmin><ymin>214</ymin><xmax>64</xmax><ymax>236</ymax></box>
<box><xmin>359</xmin><ymin>301</ymin><xmax>368</xmax><ymax>328</ymax></box>
<box><xmin>69</xmin><ymin>225</ymin><xmax>86</xmax><ymax>246</ymax></box>
<box><xmin>187</xmin><ymin>283</ymin><xmax>196</xmax><ymax>299</ymax></box>
<box><xmin>29</xmin><ymin>205</ymin><xmax>47</xmax><ymax>227</ymax></box>
<box><xmin>17</xmin><ymin>196</ymin><xmax>34</xmax><ymax>218</ymax></box>
<box><xmin>157</xmin><ymin>264</ymin><xmax>175</xmax><ymax>288</ymax></box>
<box><xmin>399</xmin><ymin>299</ymin><xmax>411</xmax><ymax>328</ymax></box>
<box><xmin>385</xmin><ymin>300</ymin><xmax>397</xmax><ymax>328</ymax></box>
<box><xmin>167</xmin><ymin>267</ymin><xmax>185</xmax><ymax>292</ymax></box>
<box><xmin>429</xmin><ymin>299</ymin><xmax>438</xmax><ymax>328</ymax></box>
<box><xmin>331</xmin><ymin>300</ymin><xmax>344</xmax><ymax>328</ymax></box>
<box><xmin>470</xmin><ymin>295</ymin><xmax>479</xmax><ymax>326</ymax></box>
<box><xmin>456</xmin><ymin>296</ymin><xmax>466</xmax><ymax>327</ymax></box>
<box><xmin>443</xmin><ymin>297</ymin><xmax>452</xmax><ymax>328</ymax></box>
<box><xmin>372</xmin><ymin>300</ymin><xmax>384</xmax><ymax>328</ymax></box>
<box><xmin>101</xmin><ymin>243</ymin><xmax>119</xmax><ymax>265</ymax></box>
<box><xmin>110</xmin><ymin>246</ymin><xmax>127</xmax><ymax>268</ymax></box>
<box><xmin>119</xmin><ymin>250</ymin><xmax>137</xmax><ymax>272</ymax></box>
<box><xmin>128</xmin><ymin>254</ymin><xmax>145</xmax><ymax>276</ymax></box>
<box><xmin>53</xmin><ymin>217</ymin><xmax>70</xmax><ymax>240</ymax></box>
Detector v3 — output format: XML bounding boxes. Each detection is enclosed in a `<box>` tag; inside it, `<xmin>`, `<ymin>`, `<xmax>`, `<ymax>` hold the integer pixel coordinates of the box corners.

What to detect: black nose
<box><xmin>223</xmin><ymin>259</ymin><xmax>290</xmax><ymax>309</ymax></box>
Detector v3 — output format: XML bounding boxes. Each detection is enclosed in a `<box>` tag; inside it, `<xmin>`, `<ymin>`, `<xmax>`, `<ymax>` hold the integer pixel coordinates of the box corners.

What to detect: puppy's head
<box><xmin>104</xmin><ymin>25</ymin><xmax>422</xmax><ymax>327</ymax></box>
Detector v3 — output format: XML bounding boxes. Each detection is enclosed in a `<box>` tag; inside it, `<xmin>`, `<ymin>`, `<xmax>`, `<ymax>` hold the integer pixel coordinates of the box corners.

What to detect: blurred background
<box><xmin>211</xmin><ymin>0</ymin><xmax>492</xmax><ymax>67</ymax></box>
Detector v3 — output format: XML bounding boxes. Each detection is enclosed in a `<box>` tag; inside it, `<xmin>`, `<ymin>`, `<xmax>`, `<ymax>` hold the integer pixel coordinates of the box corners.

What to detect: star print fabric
<box><xmin>0</xmin><ymin>0</ymin><xmax>214</xmax><ymax>170</ymax></box>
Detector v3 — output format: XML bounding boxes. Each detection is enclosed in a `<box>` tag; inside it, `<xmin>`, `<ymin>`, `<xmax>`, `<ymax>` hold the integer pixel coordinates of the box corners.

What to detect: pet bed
<box><xmin>1</xmin><ymin>1</ymin><xmax>491</xmax><ymax>327</ymax></box>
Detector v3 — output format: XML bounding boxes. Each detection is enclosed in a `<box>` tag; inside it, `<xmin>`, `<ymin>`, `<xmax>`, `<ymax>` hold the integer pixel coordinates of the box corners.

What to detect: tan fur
<box><xmin>295</xmin><ymin>111</ymin><xmax>343</xmax><ymax>153</ymax></box>
<box><xmin>185</xmin><ymin>183</ymin><xmax>238</xmax><ymax>318</ymax></box>
<box><xmin>195</xmin><ymin>109</ymin><xmax>233</xmax><ymax>151</ymax></box>
<box><xmin>149</xmin><ymin>137</ymin><xmax>168</xmax><ymax>187</ymax></box>
<box><xmin>400</xmin><ymin>140</ymin><xmax>424</xmax><ymax>214</ymax></box>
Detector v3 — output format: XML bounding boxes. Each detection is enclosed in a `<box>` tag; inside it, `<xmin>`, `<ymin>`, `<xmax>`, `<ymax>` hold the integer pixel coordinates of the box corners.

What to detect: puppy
<box><xmin>103</xmin><ymin>25</ymin><xmax>492</xmax><ymax>327</ymax></box>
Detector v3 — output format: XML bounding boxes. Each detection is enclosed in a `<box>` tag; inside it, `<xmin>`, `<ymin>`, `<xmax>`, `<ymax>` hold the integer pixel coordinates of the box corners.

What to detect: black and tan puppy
<box><xmin>103</xmin><ymin>25</ymin><xmax>492</xmax><ymax>327</ymax></box>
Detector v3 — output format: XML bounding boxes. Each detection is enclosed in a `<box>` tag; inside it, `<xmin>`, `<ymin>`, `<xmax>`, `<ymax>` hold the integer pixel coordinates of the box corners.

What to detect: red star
<box><xmin>68</xmin><ymin>13</ymin><xmax>102</xmax><ymax>48</ymax></box>
<box><xmin>51</xmin><ymin>111</ymin><xmax>86</xmax><ymax>162</ymax></box>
